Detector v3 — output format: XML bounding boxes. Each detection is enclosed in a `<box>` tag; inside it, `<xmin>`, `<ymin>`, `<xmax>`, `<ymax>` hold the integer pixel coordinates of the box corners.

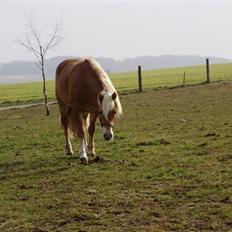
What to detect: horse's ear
<box><xmin>98</xmin><ymin>93</ymin><xmax>104</xmax><ymax>104</ymax></box>
<box><xmin>112</xmin><ymin>92</ymin><xmax>117</xmax><ymax>100</ymax></box>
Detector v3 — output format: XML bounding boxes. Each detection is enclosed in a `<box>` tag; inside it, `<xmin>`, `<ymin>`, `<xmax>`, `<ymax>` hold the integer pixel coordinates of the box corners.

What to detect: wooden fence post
<box><xmin>138</xmin><ymin>65</ymin><xmax>142</xmax><ymax>92</ymax></box>
<box><xmin>206</xmin><ymin>58</ymin><xmax>210</xmax><ymax>83</ymax></box>
<box><xmin>182</xmin><ymin>71</ymin><xmax>186</xmax><ymax>86</ymax></box>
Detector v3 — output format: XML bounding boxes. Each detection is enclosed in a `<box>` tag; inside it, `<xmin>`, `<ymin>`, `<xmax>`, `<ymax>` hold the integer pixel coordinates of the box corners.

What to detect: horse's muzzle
<box><xmin>104</xmin><ymin>132</ymin><xmax>113</xmax><ymax>141</ymax></box>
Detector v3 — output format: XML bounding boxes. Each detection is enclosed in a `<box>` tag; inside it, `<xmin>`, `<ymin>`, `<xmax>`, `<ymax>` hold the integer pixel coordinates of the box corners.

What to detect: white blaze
<box><xmin>100</xmin><ymin>90</ymin><xmax>114</xmax><ymax>120</ymax></box>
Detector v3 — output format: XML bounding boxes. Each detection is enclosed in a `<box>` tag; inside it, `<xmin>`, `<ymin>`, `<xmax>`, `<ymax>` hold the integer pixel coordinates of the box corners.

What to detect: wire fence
<box><xmin>111</xmin><ymin>61</ymin><xmax>232</xmax><ymax>93</ymax></box>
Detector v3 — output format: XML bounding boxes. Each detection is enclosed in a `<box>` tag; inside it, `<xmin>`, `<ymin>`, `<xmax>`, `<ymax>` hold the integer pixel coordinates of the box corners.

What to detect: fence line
<box><xmin>134</xmin><ymin>59</ymin><xmax>232</xmax><ymax>92</ymax></box>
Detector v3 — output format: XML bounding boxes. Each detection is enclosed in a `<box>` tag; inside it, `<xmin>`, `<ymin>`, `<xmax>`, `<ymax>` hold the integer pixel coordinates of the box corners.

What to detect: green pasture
<box><xmin>1</xmin><ymin>63</ymin><xmax>232</xmax><ymax>106</ymax></box>
<box><xmin>0</xmin><ymin>82</ymin><xmax>232</xmax><ymax>231</ymax></box>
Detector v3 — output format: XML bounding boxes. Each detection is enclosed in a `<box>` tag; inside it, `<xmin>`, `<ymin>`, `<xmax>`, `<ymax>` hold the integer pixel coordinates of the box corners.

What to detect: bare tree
<box><xmin>18</xmin><ymin>16</ymin><xmax>61</xmax><ymax>116</ymax></box>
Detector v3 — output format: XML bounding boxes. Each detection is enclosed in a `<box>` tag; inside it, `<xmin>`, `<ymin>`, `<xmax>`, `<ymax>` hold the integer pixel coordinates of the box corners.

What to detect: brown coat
<box><xmin>56</xmin><ymin>58</ymin><xmax>111</xmax><ymax>113</ymax></box>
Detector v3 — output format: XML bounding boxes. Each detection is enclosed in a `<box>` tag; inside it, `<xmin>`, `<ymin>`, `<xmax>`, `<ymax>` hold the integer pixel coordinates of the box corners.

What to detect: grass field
<box><xmin>1</xmin><ymin>62</ymin><xmax>232</xmax><ymax>106</ymax></box>
<box><xmin>0</xmin><ymin>82</ymin><xmax>232</xmax><ymax>231</ymax></box>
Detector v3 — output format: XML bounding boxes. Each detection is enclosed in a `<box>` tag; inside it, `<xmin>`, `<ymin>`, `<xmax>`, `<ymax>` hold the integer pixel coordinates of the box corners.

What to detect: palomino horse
<box><xmin>55</xmin><ymin>58</ymin><xmax>122</xmax><ymax>164</ymax></box>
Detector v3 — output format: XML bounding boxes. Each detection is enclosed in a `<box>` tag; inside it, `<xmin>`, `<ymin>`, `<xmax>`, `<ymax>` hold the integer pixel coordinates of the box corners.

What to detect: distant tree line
<box><xmin>0</xmin><ymin>55</ymin><xmax>230</xmax><ymax>76</ymax></box>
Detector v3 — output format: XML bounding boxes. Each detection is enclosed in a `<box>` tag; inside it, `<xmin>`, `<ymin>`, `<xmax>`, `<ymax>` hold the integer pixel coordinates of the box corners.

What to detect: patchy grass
<box><xmin>1</xmin><ymin>62</ymin><xmax>232</xmax><ymax>106</ymax></box>
<box><xmin>0</xmin><ymin>82</ymin><xmax>232</xmax><ymax>231</ymax></box>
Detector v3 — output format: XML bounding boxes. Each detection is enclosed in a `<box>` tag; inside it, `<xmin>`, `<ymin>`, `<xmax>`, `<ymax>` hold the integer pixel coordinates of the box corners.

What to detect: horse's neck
<box><xmin>98</xmin><ymin>75</ymin><xmax>115</xmax><ymax>93</ymax></box>
<box><xmin>91</xmin><ymin>77</ymin><xmax>103</xmax><ymax>95</ymax></box>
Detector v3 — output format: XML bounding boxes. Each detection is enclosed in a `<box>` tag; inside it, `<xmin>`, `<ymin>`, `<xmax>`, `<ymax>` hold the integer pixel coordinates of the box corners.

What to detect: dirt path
<box><xmin>0</xmin><ymin>101</ymin><xmax>57</xmax><ymax>111</ymax></box>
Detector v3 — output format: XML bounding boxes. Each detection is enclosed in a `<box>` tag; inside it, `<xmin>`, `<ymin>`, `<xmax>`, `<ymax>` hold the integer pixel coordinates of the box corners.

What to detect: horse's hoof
<box><xmin>80</xmin><ymin>157</ymin><xmax>89</xmax><ymax>165</ymax></box>
<box><xmin>87</xmin><ymin>147</ymin><xmax>96</xmax><ymax>157</ymax></box>
<box><xmin>88</xmin><ymin>152</ymin><xmax>95</xmax><ymax>158</ymax></box>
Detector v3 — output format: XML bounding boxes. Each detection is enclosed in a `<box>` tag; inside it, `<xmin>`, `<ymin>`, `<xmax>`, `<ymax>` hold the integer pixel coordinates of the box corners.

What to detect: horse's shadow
<box><xmin>61</xmin><ymin>155</ymin><xmax>131</xmax><ymax>166</ymax></box>
<box><xmin>59</xmin><ymin>154</ymin><xmax>109</xmax><ymax>165</ymax></box>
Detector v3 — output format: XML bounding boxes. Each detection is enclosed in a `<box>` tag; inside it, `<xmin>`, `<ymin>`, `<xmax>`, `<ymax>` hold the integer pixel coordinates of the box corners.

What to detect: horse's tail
<box><xmin>68</xmin><ymin>110</ymin><xmax>80</xmax><ymax>139</ymax></box>
<box><xmin>60</xmin><ymin>109</ymin><xmax>89</xmax><ymax>139</ymax></box>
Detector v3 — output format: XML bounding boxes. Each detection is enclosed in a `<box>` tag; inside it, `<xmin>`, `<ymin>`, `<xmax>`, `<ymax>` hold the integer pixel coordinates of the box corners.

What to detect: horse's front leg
<box><xmin>79</xmin><ymin>136</ymin><xmax>88</xmax><ymax>164</ymax></box>
<box><xmin>76</xmin><ymin>113</ymin><xmax>88</xmax><ymax>164</ymax></box>
<box><xmin>87</xmin><ymin>113</ymin><xmax>98</xmax><ymax>157</ymax></box>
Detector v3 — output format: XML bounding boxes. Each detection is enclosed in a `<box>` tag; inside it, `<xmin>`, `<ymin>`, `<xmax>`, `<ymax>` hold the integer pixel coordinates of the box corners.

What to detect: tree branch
<box><xmin>29</xmin><ymin>18</ymin><xmax>41</xmax><ymax>46</ymax></box>
<box><xmin>43</xmin><ymin>23</ymin><xmax>59</xmax><ymax>56</ymax></box>
<box><xmin>17</xmin><ymin>39</ymin><xmax>42</xmax><ymax>69</ymax></box>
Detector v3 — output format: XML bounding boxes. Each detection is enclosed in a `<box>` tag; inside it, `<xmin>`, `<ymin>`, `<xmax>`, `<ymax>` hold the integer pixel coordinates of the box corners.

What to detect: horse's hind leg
<box><xmin>81</xmin><ymin>113</ymin><xmax>89</xmax><ymax>151</ymax></box>
<box><xmin>59</xmin><ymin>104</ymin><xmax>74</xmax><ymax>155</ymax></box>
<box><xmin>87</xmin><ymin>113</ymin><xmax>98</xmax><ymax>156</ymax></box>
<box><xmin>61</xmin><ymin>115</ymin><xmax>74</xmax><ymax>155</ymax></box>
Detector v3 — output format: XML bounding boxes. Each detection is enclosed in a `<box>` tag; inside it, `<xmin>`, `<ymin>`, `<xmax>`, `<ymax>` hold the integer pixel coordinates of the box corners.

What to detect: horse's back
<box><xmin>55</xmin><ymin>58</ymin><xmax>84</xmax><ymax>105</ymax></box>
<box><xmin>56</xmin><ymin>58</ymin><xmax>84</xmax><ymax>82</ymax></box>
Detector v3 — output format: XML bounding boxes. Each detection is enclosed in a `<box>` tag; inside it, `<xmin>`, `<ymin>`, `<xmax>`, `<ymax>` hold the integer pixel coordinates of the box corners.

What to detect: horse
<box><xmin>55</xmin><ymin>58</ymin><xmax>122</xmax><ymax>164</ymax></box>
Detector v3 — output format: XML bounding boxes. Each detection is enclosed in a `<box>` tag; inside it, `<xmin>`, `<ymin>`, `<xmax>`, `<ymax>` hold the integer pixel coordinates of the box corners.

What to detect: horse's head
<box><xmin>98</xmin><ymin>90</ymin><xmax>122</xmax><ymax>141</ymax></box>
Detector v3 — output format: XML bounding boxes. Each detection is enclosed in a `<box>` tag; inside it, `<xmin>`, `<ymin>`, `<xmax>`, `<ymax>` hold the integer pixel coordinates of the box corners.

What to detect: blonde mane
<box><xmin>86</xmin><ymin>58</ymin><xmax>122</xmax><ymax>119</ymax></box>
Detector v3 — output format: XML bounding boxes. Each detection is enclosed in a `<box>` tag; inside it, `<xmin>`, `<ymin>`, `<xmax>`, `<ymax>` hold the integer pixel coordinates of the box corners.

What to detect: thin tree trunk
<box><xmin>42</xmin><ymin>67</ymin><xmax>50</xmax><ymax>116</ymax></box>
<box><xmin>40</xmin><ymin>46</ymin><xmax>50</xmax><ymax>116</ymax></box>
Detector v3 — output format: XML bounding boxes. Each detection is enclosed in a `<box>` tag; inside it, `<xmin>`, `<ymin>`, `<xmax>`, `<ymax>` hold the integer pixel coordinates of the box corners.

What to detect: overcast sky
<box><xmin>1</xmin><ymin>0</ymin><xmax>232</xmax><ymax>63</ymax></box>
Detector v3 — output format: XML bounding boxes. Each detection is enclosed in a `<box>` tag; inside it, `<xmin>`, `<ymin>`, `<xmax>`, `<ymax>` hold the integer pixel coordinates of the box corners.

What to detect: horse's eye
<box><xmin>112</xmin><ymin>110</ymin><xmax>116</xmax><ymax>114</ymax></box>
